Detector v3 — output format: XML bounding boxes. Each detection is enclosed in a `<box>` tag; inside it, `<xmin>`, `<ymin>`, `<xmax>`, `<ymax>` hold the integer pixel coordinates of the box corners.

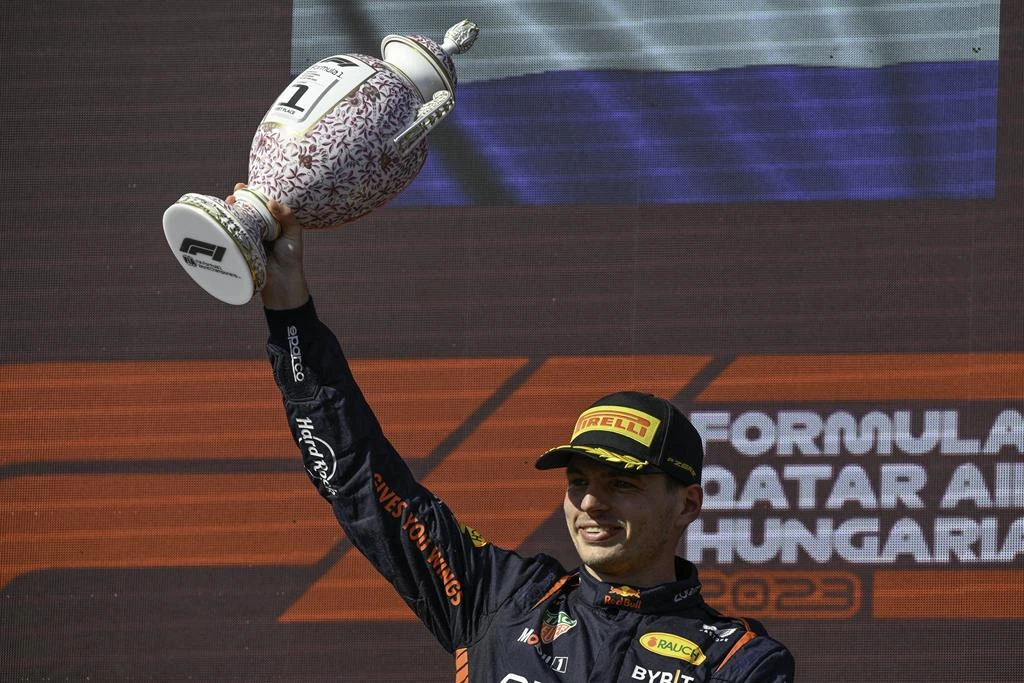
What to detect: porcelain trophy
<box><xmin>162</xmin><ymin>20</ymin><xmax>479</xmax><ymax>304</ymax></box>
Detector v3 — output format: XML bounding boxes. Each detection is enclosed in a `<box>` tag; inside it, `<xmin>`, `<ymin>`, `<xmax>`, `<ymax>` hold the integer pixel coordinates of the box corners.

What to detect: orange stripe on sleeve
<box><xmin>531</xmin><ymin>573</ymin><xmax>575</xmax><ymax>610</ymax></box>
<box><xmin>714</xmin><ymin>618</ymin><xmax>757</xmax><ymax>673</ymax></box>
<box><xmin>454</xmin><ymin>647</ymin><xmax>469</xmax><ymax>683</ymax></box>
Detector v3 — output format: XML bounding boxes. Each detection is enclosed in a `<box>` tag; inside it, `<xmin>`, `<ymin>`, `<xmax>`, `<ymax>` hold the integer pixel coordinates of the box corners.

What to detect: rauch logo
<box><xmin>639</xmin><ymin>632</ymin><xmax>706</xmax><ymax>665</ymax></box>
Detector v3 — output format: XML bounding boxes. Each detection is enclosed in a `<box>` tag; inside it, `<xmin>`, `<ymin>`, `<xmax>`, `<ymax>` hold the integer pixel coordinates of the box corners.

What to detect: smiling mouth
<box><xmin>577</xmin><ymin>523</ymin><xmax>622</xmax><ymax>543</ymax></box>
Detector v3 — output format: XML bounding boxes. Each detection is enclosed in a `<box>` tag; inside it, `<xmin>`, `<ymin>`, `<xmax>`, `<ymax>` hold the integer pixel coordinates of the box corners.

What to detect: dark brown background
<box><xmin>2</xmin><ymin>1</ymin><xmax>1022</xmax><ymax>681</ymax></box>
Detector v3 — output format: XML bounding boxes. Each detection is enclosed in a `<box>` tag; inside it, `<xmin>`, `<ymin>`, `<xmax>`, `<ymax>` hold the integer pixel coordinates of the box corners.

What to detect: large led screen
<box><xmin>2</xmin><ymin>1</ymin><xmax>1021</xmax><ymax>681</ymax></box>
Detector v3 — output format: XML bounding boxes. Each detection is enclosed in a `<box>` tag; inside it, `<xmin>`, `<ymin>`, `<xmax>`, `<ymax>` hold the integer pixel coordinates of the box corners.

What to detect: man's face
<box><xmin>563</xmin><ymin>455</ymin><xmax>701</xmax><ymax>587</ymax></box>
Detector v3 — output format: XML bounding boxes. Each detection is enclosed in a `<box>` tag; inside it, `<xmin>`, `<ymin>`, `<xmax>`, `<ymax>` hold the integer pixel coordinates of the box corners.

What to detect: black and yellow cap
<box><xmin>535</xmin><ymin>391</ymin><xmax>703</xmax><ymax>485</ymax></box>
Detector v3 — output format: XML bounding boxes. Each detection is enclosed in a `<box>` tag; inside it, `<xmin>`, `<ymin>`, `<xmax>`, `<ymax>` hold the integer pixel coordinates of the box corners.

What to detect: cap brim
<box><xmin>534</xmin><ymin>446</ymin><xmax>578</xmax><ymax>470</ymax></box>
<box><xmin>535</xmin><ymin>445</ymin><xmax>655</xmax><ymax>473</ymax></box>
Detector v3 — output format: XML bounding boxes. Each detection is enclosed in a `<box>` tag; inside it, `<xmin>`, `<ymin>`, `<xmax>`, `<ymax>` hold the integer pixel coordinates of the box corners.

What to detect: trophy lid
<box><xmin>381</xmin><ymin>20</ymin><xmax>479</xmax><ymax>101</ymax></box>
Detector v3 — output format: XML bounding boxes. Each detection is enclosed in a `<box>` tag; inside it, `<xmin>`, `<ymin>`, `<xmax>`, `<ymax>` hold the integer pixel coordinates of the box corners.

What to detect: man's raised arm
<box><xmin>235</xmin><ymin>187</ymin><xmax>563</xmax><ymax>655</ymax></box>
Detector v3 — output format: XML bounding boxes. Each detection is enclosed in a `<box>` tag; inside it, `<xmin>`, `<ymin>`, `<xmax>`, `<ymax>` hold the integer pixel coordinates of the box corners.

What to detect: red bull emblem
<box><xmin>609</xmin><ymin>585</ymin><xmax>642</xmax><ymax>598</ymax></box>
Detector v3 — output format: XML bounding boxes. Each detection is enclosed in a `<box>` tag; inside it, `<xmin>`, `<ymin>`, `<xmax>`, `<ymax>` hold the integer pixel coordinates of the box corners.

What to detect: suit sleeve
<box><xmin>264</xmin><ymin>299</ymin><xmax>561</xmax><ymax>652</ymax></box>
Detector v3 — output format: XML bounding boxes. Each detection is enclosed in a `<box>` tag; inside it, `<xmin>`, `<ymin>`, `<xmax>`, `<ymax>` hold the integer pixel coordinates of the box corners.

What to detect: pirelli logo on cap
<box><xmin>573</xmin><ymin>406</ymin><xmax>660</xmax><ymax>447</ymax></box>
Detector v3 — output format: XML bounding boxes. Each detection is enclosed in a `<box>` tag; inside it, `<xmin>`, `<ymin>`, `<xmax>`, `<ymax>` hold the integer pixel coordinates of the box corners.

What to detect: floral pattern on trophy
<box><xmin>247</xmin><ymin>55</ymin><xmax>427</xmax><ymax>230</ymax></box>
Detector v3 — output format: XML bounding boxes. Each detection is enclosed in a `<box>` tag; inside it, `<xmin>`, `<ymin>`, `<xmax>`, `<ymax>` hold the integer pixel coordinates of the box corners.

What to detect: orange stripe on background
<box><xmin>277</xmin><ymin>551</ymin><xmax>414</xmax><ymax>622</ymax></box>
<box><xmin>0</xmin><ymin>357</ymin><xmax>524</xmax><ymax>466</ymax></box>
<box><xmin>281</xmin><ymin>354</ymin><xmax>711</xmax><ymax>622</ymax></box>
<box><xmin>0</xmin><ymin>473</ymin><xmax>340</xmax><ymax>589</ymax></box>
<box><xmin>873</xmin><ymin>570</ymin><xmax>1024</xmax><ymax>619</ymax></box>
<box><xmin>698</xmin><ymin>353</ymin><xmax>1024</xmax><ymax>402</ymax></box>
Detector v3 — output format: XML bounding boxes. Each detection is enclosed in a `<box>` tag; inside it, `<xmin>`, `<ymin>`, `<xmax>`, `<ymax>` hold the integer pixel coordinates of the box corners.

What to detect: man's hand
<box><xmin>228</xmin><ymin>183</ymin><xmax>310</xmax><ymax>310</ymax></box>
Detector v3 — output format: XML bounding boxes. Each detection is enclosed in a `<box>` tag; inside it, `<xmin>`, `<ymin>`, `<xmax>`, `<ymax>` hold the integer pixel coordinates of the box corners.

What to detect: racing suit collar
<box><xmin>579</xmin><ymin>557</ymin><xmax>704</xmax><ymax>614</ymax></box>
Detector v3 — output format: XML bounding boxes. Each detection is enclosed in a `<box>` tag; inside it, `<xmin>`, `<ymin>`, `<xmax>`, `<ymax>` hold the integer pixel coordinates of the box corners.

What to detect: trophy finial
<box><xmin>442</xmin><ymin>20</ymin><xmax>479</xmax><ymax>55</ymax></box>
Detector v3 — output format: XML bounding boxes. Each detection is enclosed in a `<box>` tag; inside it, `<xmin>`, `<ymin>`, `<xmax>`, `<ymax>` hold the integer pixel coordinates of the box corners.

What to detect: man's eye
<box><xmin>613</xmin><ymin>479</ymin><xmax>639</xmax><ymax>490</ymax></box>
<box><xmin>567</xmin><ymin>478</ymin><xmax>587</xmax><ymax>488</ymax></box>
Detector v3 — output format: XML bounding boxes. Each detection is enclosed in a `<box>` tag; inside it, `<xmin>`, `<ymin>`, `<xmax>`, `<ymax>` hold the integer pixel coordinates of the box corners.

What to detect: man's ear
<box><xmin>679</xmin><ymin>484</ymin><xmax>703</xmax><ymax>528</ymax></box>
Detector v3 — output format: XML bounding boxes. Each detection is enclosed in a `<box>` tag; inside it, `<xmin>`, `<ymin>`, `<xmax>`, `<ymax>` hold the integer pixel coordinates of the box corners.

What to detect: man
<box><xmin>247</xmin><ymin>191</ymin><xmax>795</xmax><ymax>682</ymax></box>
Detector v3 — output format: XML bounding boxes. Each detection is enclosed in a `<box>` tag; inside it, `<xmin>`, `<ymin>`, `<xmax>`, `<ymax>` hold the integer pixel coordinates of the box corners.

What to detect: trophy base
<box><xmin>163</xmin><ymin>193</ymin><xmax>269</xmax><ymax>306</ymax></box>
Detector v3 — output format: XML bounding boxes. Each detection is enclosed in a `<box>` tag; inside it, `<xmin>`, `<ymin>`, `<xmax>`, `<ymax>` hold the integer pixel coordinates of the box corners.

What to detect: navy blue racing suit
<box><xmin>266</xmin><ymin>299</ymin><xmax>795</xmax><ymax>682</ymax></box>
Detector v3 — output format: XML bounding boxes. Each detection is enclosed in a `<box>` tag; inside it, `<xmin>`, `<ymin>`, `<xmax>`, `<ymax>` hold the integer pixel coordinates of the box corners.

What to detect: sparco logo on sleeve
<box><xmin>296</xmin><ymin>417</ymin><xmax>337</xmax><ymax>495</ymax></box>
<box><xmin>287</xmin><ymin>325</ymin><xmax>305</xmax><ymax>382</ymax></box>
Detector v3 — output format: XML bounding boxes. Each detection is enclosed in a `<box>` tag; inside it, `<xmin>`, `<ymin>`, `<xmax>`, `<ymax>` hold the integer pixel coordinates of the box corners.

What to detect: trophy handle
<box><xmin>393</xmin><ymin>90</ymin><xmax>454</xmax><ymax>157</ymax></box>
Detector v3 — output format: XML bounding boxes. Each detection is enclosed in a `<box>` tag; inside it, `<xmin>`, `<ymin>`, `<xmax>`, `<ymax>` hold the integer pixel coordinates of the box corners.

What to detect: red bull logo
<box><xmin>605</xmin><ymin>585</ymin><xmax>643</xmax><ymax>609</ymax></box>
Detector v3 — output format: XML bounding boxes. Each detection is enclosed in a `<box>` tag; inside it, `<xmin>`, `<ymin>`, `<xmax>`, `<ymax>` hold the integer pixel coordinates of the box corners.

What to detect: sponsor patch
<box><xmin>701</xmin><ymin>624</ymin><xmax>739</xmax><ymax>641</ymax></box>
<box><xmin>665</xmin><ymin>455</ymin><xmax>697</xmax><ymax>478</ymax></box>
<box><xmin>639</xmin><ymin>632</ymin><xmax>706</xmax><ymax>665</ymax></box>
<box><xmin>673</xmin><ymin>585</ymin><xmax>701</xmax><ymax>602</ymax></box>
<box><xmin>604</xmin><ymin>585</ymin><xmax>642</xmax><ymax>609</ymax></box>
<box><xmin>539</xmin><ymin>608</ymin><xmax>578</xmax><ymax>643</ymax></box>
<box><xmin>631</xmin><ymin>665</ymin><xmax>696</xmax><ymax>683</ymax></box>
<box><xmin>461</xmin><ymin>524</ymin><xmax>490</xmax><ymax>548</ymax></box>
<box><xmin>572</xmin><ymin>406</ymin><xmax>660</xmax><ymax>447</ymax></box>
<box><xmin>287</xmin><ymin>325</ymin><xmax>305</xmax><ymax>382</ymax></box>
<box><xmin>296</xmin><ymin>417</ymin><xmax>337</xmax><ymax>496</ymax></box>
<box><xmin>609</xmin><ymin>585</ymin><xmax>641</xmax><ymax>598</ymax></box>
<box><xmin>517</xmin><ymin>609</ymin><xmax>578</xmax><ymax>646</ymax></box>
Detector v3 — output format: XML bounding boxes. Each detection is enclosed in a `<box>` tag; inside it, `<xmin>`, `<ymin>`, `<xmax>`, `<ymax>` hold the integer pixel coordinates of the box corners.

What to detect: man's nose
<box><xmin>579</xmin><ymin>486</ymin><xmax>610</xmax><ymax>511</ymax></box>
